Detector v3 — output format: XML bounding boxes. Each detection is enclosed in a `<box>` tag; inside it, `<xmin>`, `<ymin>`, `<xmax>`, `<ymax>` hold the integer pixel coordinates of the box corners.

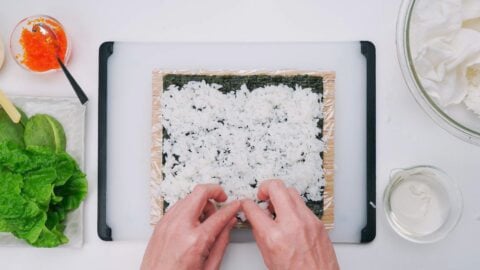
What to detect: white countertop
<box><xmin>0</xmin><ymin>0</ymin><xmax>479</xmax><ymax>269</ymax></box>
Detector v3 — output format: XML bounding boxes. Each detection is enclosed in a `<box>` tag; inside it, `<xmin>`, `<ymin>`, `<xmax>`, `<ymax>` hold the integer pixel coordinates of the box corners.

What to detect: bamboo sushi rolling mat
<box><xmin>150</xmin><ymin>70</ymin><xmax>335</xmax><ymax>230</ymax></box>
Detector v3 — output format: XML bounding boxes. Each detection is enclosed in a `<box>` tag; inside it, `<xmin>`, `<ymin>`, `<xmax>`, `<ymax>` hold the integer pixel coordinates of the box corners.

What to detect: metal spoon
<box><xmin>32</xmin><ymin>23</ymin><xmax>88</xmax><ymax>105</ymax></box>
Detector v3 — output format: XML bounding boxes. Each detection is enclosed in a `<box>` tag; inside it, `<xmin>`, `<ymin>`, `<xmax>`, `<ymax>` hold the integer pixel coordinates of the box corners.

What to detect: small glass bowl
<box><xmin>9</xmin><ymin>15</ymin><xmax>71</xmax><ymax>73</ymax></box>
<box><xmin>384</xmin><ymin>166</ymin><xmax>463</xmax><ymax>243</ymax></box>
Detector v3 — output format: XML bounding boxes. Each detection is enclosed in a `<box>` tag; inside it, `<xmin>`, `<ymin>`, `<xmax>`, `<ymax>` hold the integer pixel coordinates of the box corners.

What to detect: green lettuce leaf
<box><xmin>0</xmin><ymin>143</ymin><xmax>31</xmax><ymax>172</ymax></box>
<box><xmin>31</xmin><ymin>224</ymin><xmax>69</xmax><ymax>247</ymax></box>
<box><xmin>0</xmin><ymin>170</ymin><xmax>33</xmax><ymax>220</ymax></box>
<box><xmin>0</xmin><ymin>108</ymin><xmax>27</xmax><ymax>147</ymax></box>
<box><xmin>0</xmin><ymin>141</ymin><xmax>87</xmax><ymax>248</ymax></box>
<box><xmin>23</xmin><ymin>168</ymin><xmax>57</xmax><ymax>209</ymax></box>
<box><xmin>0</xmin><ymin>218</ymin><xmax>10</xmax><ymax>232</ymax></box>
<box><xmin>24</xmin><ymin>114</ymin><xmax>66</xmax><ymax>153</ymax></box>
<box><xmin>54</xmin><ymin>152</ymin><xmax>76</xmax><ymax>186</ymax></box>
<box><xmin>45</xmin><ymin>205</ymin><xmax>66</xmax><ymax>229</ymax></box>
<box><xmin>54</xmin><ymin>171</ymin><xmax>88</xmax><ymax>212</ymax></box>
<box><xmin>12</xmin><ymin>213</ymin><xmax>46</xmax><ymax>244</ymax></box>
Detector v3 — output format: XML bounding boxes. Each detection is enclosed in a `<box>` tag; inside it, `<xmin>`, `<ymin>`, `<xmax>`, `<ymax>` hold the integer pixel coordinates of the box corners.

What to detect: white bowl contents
<box><xmin>397</xmin><ymin>0</ymin><xmax>480</xmax><ymax>145</ymax></box>
<box><xmin>389</xmin><ymin>171</ymin><xmax>450</xmax><ymax>235</ymax></box>
<box><xmin>384</xmin><ymin>166</ymin><xmax>463</xmax><ymax>243</ymax></box>
<box><xmin>410</xmin><ymin>0</ymin><xmax>480</xmax><ymax>115</ymax></box>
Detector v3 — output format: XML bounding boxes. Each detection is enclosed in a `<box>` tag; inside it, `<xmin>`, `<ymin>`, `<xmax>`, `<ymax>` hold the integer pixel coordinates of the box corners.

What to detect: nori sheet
<box><xmin>162</xmin><ymin>73</ymin><xmax>325</xmax><ymax>218</ymax></box>
<box><xmin>163</xmin><ymin>74</ymin><xmax>323</xmax><ymax>94</ymax></box>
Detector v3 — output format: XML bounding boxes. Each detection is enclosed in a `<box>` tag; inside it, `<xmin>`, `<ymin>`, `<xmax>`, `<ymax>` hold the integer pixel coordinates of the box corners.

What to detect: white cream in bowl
<box><xmin>384</xmin><ymin>166</ymin><xmax>462</xmax><ymax>243</ymax></box>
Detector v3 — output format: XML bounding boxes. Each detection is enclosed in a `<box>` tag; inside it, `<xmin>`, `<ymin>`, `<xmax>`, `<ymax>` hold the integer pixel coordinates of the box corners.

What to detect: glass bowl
<box><xmin>384</xmin><ymin>166</ymin><xmax>463</xmax><ymax>243</ymax></box>
<box><xmin>397</xmin><ymin>0</ymin><xmax>480</xmax><ymax>145</ymax></box>
<box><xmin>9</xmin><ymin>15</ymin><xmax>71</xmax><ymax>73</ymax></box>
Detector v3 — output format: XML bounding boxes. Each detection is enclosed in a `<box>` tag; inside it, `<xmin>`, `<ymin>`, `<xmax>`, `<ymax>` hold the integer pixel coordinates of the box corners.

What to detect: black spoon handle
<box><xmin>57</xmin><ymin>58</ymin><xmax>89</xmax><ymax>105</ymax></box>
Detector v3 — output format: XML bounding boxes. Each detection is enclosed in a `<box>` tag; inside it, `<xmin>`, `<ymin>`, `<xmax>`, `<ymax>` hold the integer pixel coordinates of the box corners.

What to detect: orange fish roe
<box><xmin>19</xmin><ymin>18</ymin><xmax>67</xmax><ymax>72</ymax></box>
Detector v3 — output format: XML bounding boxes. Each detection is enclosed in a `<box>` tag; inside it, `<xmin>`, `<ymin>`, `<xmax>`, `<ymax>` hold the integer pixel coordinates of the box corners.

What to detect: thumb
<box><xmin>203</xmin><ymin>218</ymin><xmax>237</xmax><ymax>270</ymax></box>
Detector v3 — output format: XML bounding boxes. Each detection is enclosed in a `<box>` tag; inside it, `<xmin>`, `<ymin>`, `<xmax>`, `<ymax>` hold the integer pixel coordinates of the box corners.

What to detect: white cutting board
<box><xmin>101</xmin><ymin>42</ymin><xmax>373</xmax><ymax>243</ymax></box>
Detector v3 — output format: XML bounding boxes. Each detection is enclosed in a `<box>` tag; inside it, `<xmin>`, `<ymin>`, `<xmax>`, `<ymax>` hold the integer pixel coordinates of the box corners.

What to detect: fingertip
<box><xmin>227</xmin><ymin>200</ymin><xmax>241</xmax><ymax>210</ymax></box>
<box><xmin>215</xmin><ymin>191</ymin><xmax>228</xmax><ymax>203</ymax></box>
<box><xmin>259</xmin><ymin>179</ymin><xmax>286</xmax><ymax>191</ymax></box>
<box><xmin>270</xmin><ymin>179</ymin><xmax>287</xmax><ymax>189</ymax></box>
<box><xmin>257</xmin><ymin>179</ymin><xmax>286</xmax><ymax>200</ymax></box>
<box><xmin>229</xmin><ymin>217</ymin><xmax>238</xmax><ymax>228</ymax></box>
<box><xmin>191</xmin><ymin>183</ymin><xmax>227</xmax><ymax>202</ymax></box>
<box><xmin>214</xmin><ymin>201</ymin><xmax>241</xmax><ymax>220</ymax></box>
<box><xmin>257</xmin><ymin>182</ymin><xmax>269</xmax><ymax>201</ymax></box>
<box><xmin>264</xmin><ymin>179</ymin><xmax>286</xmax><ymax>187</ymax></box>
<box><xmin>227</xmin><ymin>201</ymin><xmax>241</xmax><ymax>216</ymax></box>
<box><xmin>187</xmin><ymin>184</ymin><xmax>229</xmax><ymax>219</ymax></box>
<box><xmin>242</xmin><ymin>200</ymin><xmax>271</xmax><ymax>224</ymax></box>
<box><xmin>257</xmin><ymin>189</ymin><xmax>268</xmax><ymax>201</ymax></box>
<box><xmin>212</xmin><ymin>185</ymin><xmax>228</xmax><ymax>201</ymax></box>
<box><xmin>240</xmin><ymin>199</ymin><xmax>256</xmax><ymax>209</ymax></box>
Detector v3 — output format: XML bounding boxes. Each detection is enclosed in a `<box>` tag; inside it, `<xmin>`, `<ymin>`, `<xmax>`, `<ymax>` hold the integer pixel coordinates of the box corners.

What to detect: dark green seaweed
<box><xmin>162</xmin><ymin>73</ymin><xmax>325</xmax><ymax>218</ymax></box>
<box><xmin>163</xmin><ymin>74</ymin><xmax>324</xmax><ymax>94</ymax></box>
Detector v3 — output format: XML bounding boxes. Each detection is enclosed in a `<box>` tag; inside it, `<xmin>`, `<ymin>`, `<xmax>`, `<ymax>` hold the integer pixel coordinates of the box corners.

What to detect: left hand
<box><xmin>141</xmin><ymin>184</ymin><xmax>241</xmax><ymax>270</ymax></box>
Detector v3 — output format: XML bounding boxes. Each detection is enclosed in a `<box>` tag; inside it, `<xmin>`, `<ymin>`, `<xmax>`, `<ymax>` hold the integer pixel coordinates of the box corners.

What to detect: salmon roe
<box><xmin>19</xmin><ymin>18</ymin><xmax>68</xmax><ymax>72</ymax></box>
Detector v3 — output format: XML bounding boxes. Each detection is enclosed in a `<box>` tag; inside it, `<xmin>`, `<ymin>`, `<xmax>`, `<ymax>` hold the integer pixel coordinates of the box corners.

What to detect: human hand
<box><xmin>141</xmin><ymin>184</ymin><xmax>241</xmax><ymax>270</ymax></box>
<box><xmin>242</xmin><ymin>180</ymin><xmax>339</xmax><ymax>270</ymax></box>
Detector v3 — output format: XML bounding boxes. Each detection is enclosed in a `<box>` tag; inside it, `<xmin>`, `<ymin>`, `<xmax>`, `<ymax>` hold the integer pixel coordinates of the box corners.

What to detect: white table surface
<box><xmin>0</xmin><ymin>0</ymin><xmax>479</xmax><ymax>269</ymax></box>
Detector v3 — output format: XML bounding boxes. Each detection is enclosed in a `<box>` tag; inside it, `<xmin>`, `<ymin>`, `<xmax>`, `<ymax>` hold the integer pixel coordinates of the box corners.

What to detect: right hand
<box><xmin>242</xmin><ymin>180</ymin><xmax>339</xmax><ymax>270</ymax></box>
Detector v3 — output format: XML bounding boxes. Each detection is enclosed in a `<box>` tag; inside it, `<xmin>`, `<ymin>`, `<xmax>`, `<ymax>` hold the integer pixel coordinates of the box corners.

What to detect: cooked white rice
<box><xmin>160</xmin><ymin>80</ymin><xmax>325</xmax><ymax>206</ymax></box>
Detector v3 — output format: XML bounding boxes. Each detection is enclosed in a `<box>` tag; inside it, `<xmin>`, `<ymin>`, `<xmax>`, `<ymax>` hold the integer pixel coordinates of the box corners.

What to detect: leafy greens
<box><xmin>0</xmin><ymin>110</ymin><xmax>87</xmax><ymax>247</ymax></box>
